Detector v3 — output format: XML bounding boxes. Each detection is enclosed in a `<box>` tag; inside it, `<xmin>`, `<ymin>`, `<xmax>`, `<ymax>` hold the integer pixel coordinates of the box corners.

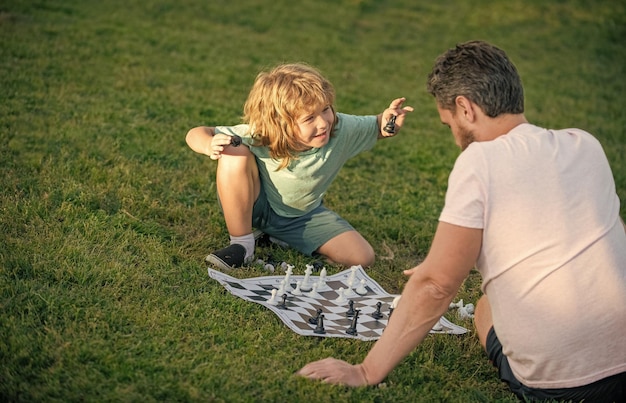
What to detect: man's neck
<box><xmin>481</xmin><ymin>114</ymin><xmax>528</xmax><ymax>142</ymax></box>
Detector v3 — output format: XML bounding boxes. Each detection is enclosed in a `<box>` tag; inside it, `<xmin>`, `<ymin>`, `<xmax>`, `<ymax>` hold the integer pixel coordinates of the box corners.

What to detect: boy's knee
<box><xmin>217</xmin><ymin>152</ymin><xmax>255</xmax><ymax>174</ymax></box>
<box><xmin>361</xmin><ymin>246</ymin><xmax>375</xmax><ymax>268</ymax></box>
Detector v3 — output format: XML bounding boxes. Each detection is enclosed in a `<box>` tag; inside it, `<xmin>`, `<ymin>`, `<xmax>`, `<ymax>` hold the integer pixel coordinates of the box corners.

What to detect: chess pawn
<box><xmin>346</xmin><ymin>300</ymin><xmax>356</xmax><ymax>317</ymax></box>
<box><xmin>292</xmin><ymin>280</ymin><xmax>303</xmax><ymax>296</ymax></box>
<box><xmin>267</xmin><ymin>289</ymin><xmax>278</xmax><ymax>306</ymax></box>
<box><xmin>306</xmin><ymin>282</ymin><xmax>321</xmax><ymax>298</ymax></box>
<box><xmin>278</xmin><ymin>293</ymin><xmax>288</xmax><ymax>309</ymax></box>
<box><xmin>371</xmin><ymin>301</ymin><xmax>383</xmax><ymax>319</ymax></box>
<box><xmin>276</xmin><ymin>280</ymin><xmax>286</xmax><ymax>296</ymax></box>
<box><xmin>334</xmin><ymin>287</ymin><xmax>347</xmax><ymax>303</ymax></box>
<box><xmin>355</xmin><ymin>279</ymin><xmax>367</xmax><ymax>295</ymax></box>
<box><xmin>344</xmin><ymin>287</ymin><xmax>355</xmax><ymax>297</ymax></box>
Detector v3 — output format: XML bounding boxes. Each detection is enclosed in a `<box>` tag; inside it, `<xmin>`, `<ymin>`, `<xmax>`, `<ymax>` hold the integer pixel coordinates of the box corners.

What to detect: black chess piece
<box><xmin>346</xmin><ymin>300</ymin><xmax>355</xmax><ymax>317</ymax></box>
<box><xmin>383</xmin><ymin>115</ymin><xmax>397</xmax><ymax>134</ymax></box>
<box><xmin>371</xmin><ymin>301</ymin><xmax>383</xmax><ymax>319</ymax></box>
<box><xmin>309</xmin><ymin>308</ymin><xmax>323</xmax><ymax>325</ymax></box>
<box><xmin>277</xmin><ymin>293</ymin><xmax>288</xmax><ymax>309</ymax></box>
<box><xmin>312</xmin><ymin>261</ymin><xmax>324</xmax><ymax>272</ymax></box>
<box><xmin>346</xmin><ymin>309</ymin><xmax>360</xmax><ymax>336</ymax></box>
<box><xmin>313</xmin><ymin>314</ymin><xmax>326</xmax><ymax>334</ymax></box>
<box><xmin>230</xmin><ymin>134</ymin><xmax>242</xmax><ymax>147</ymax></box>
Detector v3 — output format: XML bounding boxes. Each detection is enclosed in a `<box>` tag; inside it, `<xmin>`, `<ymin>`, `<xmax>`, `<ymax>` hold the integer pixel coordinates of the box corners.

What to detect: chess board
<box><xmin>208</xmin><ymin>265</ymin><xmax>467</xmax><ymax>341</ymax></box>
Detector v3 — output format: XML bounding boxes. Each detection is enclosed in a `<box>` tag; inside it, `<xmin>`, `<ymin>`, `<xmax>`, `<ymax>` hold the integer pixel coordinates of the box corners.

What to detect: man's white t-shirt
<box><xmin>440</xmin><ymin>123</ymin><xmax>626</xmax><ymax>389</ymax></box>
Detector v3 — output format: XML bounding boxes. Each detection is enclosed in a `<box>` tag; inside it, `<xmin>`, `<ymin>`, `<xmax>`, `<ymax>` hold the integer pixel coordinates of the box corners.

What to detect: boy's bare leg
<box><xmin>316</xmin><ymin>230</ymin><xmax>375</xmax><ymax>268</ymax></box>
<box><xmin>206</xmin><ymin>147</ymin><xmax>260</xmax><ymax>269</ymax></box>
<box><xmin>474</xmin><ymin>295</ymin><xmax>493</xmax><ymax>350</ymax></box>
<box><xmin>216</xmin><ymin>147</ymin><xmax>260</xmax><ymax>237</ymax></box>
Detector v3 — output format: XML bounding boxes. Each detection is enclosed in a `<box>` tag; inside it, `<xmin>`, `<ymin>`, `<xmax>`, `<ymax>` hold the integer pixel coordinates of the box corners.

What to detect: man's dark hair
<box><xmin>427</xmin><ymin>40</ymin><xmax>524</xmax><ymax>117</ymax></box>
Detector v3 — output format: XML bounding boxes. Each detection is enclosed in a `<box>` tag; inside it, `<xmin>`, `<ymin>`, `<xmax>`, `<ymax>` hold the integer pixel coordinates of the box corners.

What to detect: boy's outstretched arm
<box><xmin>377</xmin><ymin>97</ymin><xmax>414</xmax><ymax>139</ymax></box>
<box><xmin>186</xmin><ymin>126</ymin><xmax>237</xmax><ymax>160</ymax></box>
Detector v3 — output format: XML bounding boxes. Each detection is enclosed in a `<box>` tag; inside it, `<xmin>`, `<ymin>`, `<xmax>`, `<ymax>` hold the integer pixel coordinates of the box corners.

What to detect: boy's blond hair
<box><xmin>243</xmin><ymin>63</ymin><xmax>336</xmax><ymax>170</ymax></box>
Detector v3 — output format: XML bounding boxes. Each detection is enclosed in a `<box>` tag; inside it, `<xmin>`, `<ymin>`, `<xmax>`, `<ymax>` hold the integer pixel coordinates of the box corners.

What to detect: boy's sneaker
<box><xmin>206</xmin><ymin>244</ymin><xmax>248</xmax><ymax>270</ymax></box>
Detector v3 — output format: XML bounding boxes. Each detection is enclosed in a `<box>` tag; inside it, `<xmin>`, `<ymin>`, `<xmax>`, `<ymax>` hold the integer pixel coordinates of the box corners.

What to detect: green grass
<box><xmin>1</xmin><ymin>0</ymin><xmax>624</xmax><ymax>401</ymax></box>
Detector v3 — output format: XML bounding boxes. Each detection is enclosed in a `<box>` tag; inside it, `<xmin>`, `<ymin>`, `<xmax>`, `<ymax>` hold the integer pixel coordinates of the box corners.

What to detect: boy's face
<box><xmin>295</xmin><ymin>104</ymin><xmax>334</xmax><ymax>149</ymax></box>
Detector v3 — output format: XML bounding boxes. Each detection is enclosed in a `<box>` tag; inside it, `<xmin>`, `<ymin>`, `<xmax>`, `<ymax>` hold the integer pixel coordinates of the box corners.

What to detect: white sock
<box><xmin>230</xmin><ymin>233</ymin><xmax>255</xmax><ymax>262</ymax></box>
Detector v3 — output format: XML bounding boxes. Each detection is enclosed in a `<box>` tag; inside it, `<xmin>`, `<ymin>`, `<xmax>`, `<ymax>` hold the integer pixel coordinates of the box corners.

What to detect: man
<box><xmin>298</xmin><ymin>41</ymin><xmax>626</xmax><ymax>402</ymax></box>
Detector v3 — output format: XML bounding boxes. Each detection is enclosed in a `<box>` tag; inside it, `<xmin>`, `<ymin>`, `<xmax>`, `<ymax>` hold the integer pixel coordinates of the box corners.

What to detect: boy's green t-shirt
<box><xmin>215</xmin><ymin>113</ymin><xmax>378</xmax><ymax>217</ymax></box>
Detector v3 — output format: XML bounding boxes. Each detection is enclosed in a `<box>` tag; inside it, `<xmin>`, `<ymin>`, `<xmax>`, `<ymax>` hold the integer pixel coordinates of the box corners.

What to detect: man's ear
<box><xmin>454</xmin><ymin>96</ymin><xmax>476</xmax><ymax>123</ymax></box>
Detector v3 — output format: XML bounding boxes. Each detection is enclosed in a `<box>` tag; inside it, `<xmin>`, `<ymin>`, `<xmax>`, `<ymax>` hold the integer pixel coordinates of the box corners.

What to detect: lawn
<box><xmin>1</xmin><ymin>0</ymin><xmax>624</xmax><ymax>401</ymax></box>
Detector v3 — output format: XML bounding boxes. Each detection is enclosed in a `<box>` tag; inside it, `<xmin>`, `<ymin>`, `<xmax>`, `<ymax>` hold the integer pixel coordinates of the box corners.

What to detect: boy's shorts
<box><xmin>251</xmin><ymin>186</ymin><xmax>354</xmax><ymax>256</ymax></box>
<box><xmin>486</xmin><ymin>326</ymin><xmax>625</xmax><ymax>402</ymax></box>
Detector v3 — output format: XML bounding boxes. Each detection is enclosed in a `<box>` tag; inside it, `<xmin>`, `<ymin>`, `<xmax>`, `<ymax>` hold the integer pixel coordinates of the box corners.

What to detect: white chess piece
<box><xmin>267</xmin><ymin>289</ymin><xmax>278</xmax><ymax>306</ymax></box>
<box><xmin>276</xmin><ymin>279</ymin><xmax>286</xmax><ymax>296</ymax></box>
<box><xmin>344</xmin><ymin>279</ymin><xmax>356</xmax><ymax>297</ymax></box>
<box><xmin>291</xmin><ymin>280</ymin><xmax>303</xmax><ymax>296</ymax></box>
<box><xmin>334</xmin><ymin>287</ymin><xmax>347</xmax><ymax>303</ymax></box>
<box><xmin>300</xmin><ymin>265</ymin><xmax>313</xmax><ymax>291</ymax></box>
<box><xmin>306</xmin><ymin>282</ymin><xmax>321</xmax><ymax>298</ymax></box>
<box><xmin>449</xmin><ymin>299</ymin><xmax>464</xmax><ymax>309</ymax></box>
<box><xmin>391</xmin><ymin>295</ymin><xmax>402</xmax><ymax>309</ymax></box>
<box><xmin>348</xmin><ymin>265</ymin><xmax>359</xmax><ymax>286</ymax></box>
<box><xmin>283</xmin><ymin>266</ymin><xmax>294</xmax><ymax>293</ymax></box>
<box><xmin>431</xmin><ymin>318</ymin><xmax>443</xmax><ymax>331</ymax></box>
<box><xmin>464</xmin><ymin>303</ymin><xmax>475</xmax><ymax>314</ymax></box>
<box><xmin>355</xmin><ymin>278</ymin><xmax>368</xmax><ymax>295</ymax></box>
<box><xmin>315</xmin><ymin>267</ymin><xmax>328</xmax><ymax>291</ymax></box>
<box><xmin>458</xmin><ymin>305</ymin><xmax>474</xmax><ymax>319</ymax></box>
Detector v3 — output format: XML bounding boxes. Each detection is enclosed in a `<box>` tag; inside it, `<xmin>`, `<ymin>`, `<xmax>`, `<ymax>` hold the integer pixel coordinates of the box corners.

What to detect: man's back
<box><xmin>440</xmin><ymin>123</ymin><xmax>626</xmax><ymax>388</ymax></box>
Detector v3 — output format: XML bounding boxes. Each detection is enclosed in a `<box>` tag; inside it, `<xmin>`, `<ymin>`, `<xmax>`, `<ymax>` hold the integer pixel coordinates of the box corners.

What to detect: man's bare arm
<box><xmin>298</xmin><ymin>222</ymin><xmax>482</xmax><ymax>386</ymax></box>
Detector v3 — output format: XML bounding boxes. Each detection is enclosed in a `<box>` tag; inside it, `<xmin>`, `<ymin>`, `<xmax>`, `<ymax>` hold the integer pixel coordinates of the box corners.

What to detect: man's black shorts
<box><xmin>486</xmin><ymin>326</ymin><xmax>625</xmax><ymax>402</ymax></box>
